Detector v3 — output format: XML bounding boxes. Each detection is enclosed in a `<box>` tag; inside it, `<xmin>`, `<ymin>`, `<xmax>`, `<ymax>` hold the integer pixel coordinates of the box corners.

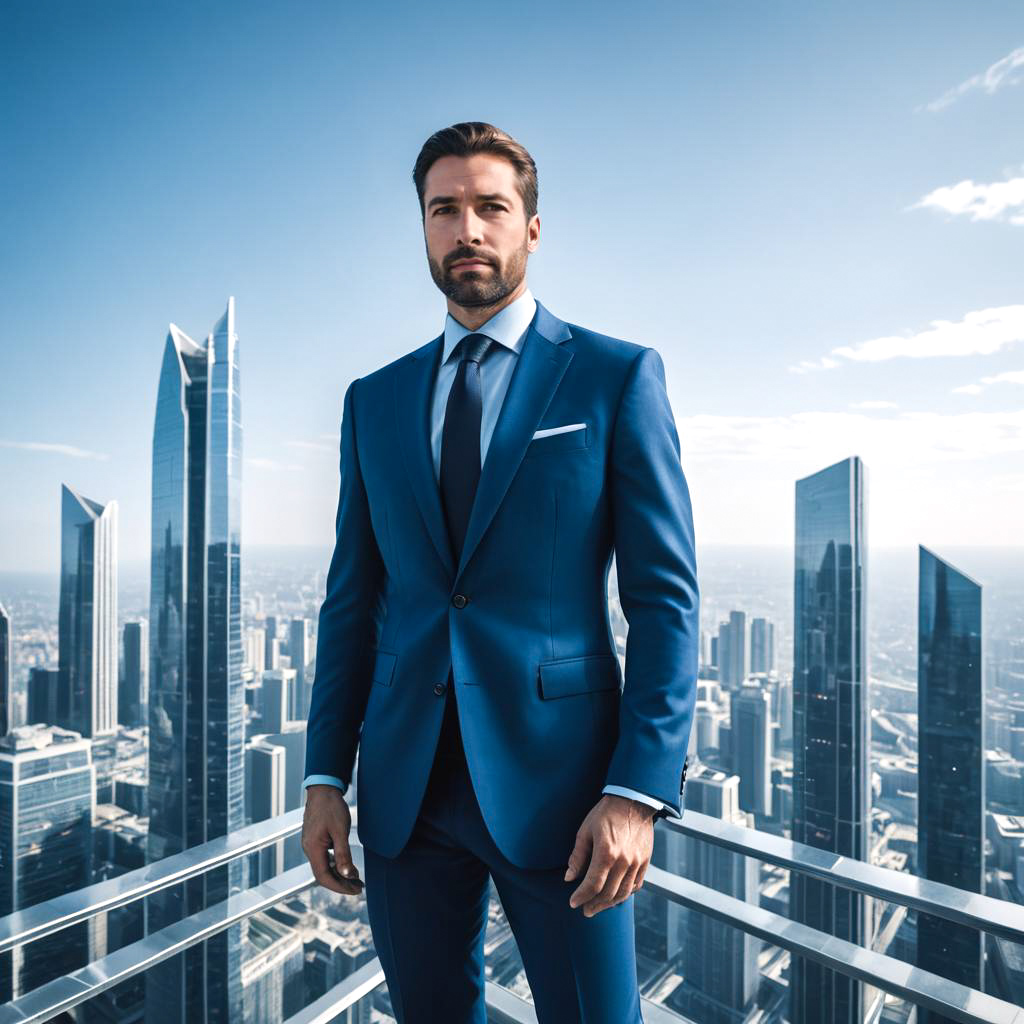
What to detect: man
<box><xmin>301</xmin><ymin>121</ymin><xmax>698</xmax><ymax>1023</ymax></box>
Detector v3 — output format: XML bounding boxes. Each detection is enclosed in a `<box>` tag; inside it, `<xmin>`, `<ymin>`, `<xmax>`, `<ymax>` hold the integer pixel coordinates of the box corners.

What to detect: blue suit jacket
<box><xmin>303</xmin><ymin>299</ymin><xmax>699</xmax><ymax>870</ymax></box>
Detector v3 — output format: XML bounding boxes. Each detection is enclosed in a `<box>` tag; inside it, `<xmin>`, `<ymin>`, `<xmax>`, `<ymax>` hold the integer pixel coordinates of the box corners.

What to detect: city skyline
<box><xmin>0</xmin><ymin>4</ymin><xmax>1021</xmax><ymax>1018</ymax></box>
<box><xmin>2</xmin><ymin>4</ymin><xmax>1023</xmax><ymax>572</ymax></box>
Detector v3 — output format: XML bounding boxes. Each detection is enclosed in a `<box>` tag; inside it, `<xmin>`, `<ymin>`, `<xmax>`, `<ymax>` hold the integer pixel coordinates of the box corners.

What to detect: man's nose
<box><xmin>456</xmin><ymin>208</ymin><xmax>484</xmax><ymax>246</ymax></box>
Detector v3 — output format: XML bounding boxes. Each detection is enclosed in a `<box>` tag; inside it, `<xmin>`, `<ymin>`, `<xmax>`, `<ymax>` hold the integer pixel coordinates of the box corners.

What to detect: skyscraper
<box><xmin>0</xmin><ymin>603</ymin><xmax>10</xmax><ymax>735</ymax></box>
<box><xmin>57</xmin><ymin>484</ymin><xmax>118</xmax><ymax>738</ymax></box>
<box><xmin>27</xmin><ymin>667</ymin><xmax>59</xmax><ymax>726</ymax></box>
<box><xmin>718</xmin><ymin>610</ymin><xmax>747</xmax><ymax>690</ymax></box>
<box><xmin>288</xmin><ymin>617</ymin><xmax>311</xmax><ymax>719</ymax></box>
<box><xmin>147</xmin><ymin>297</ymin><xmax>244</xmax><ymax>1023</ymax></box>
<box><xmin>0</xmin><ymin>725</ymin><xmax>94</xmax><ymax>1000</ymax></box>
<box><xmin>264</xmin><ymin>615</ymin><xmax>278</xmax><ymax>671</ymax></box>
<box><xmin>120</xmin><ymin>619</ymin><xmax>149</xmax><ymax>729</ymax></box>
<box><xmin>668</xmin><ymin>764</ymin><xmax>761</xmax><ymax>1020</ymax></box>
<box><xmin>790</xmin><ymin>456</ymin><xmax>869</xmax><ymax>1024</ymax></box>
<box><xmin>750</xmin><ymin>616</ymin><xmax>775</xmax><ymax>674</ymax></box>
<box><xmin>917</xmin><ymin>546</ymin><xmax>984</xmax><ymax>1024</ymax></box>
<box><xmin>733</xmin><ymin>681</ymin><xmax>772</xmax><ymax>817</ymax></box>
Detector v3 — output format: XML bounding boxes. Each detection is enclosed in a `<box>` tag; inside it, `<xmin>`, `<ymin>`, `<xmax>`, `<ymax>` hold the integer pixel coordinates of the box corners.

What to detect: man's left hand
<box><xmin>564</xmin><ymin>794</ymin><xmax>656</xmax><ymax>916</ymax></box>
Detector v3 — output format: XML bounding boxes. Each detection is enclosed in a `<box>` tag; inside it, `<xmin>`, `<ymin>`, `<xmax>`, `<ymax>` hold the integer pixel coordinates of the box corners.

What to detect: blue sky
<box><xmin>2</xmin><ymin>1</ymin><xmax>1022</xmax><ymax>572</ymax></box>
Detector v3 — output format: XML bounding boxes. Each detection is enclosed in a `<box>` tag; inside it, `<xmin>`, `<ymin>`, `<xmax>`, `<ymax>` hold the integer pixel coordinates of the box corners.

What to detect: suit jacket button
<box><xmin>433</xmin><ymin>681</ymin><xmax>447</xmax><ymax>695</ymax></box>
<box><xmin>452</xmin><ymin>594</ymin><xmax>468</xmax><ymax>608</ymax></box>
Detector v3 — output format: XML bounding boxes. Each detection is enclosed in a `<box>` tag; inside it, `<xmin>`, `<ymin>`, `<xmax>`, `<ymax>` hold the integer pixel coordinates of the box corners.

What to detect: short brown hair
<box><xmin>412</xmin><ymin>121</ymin><xmax>538</xmax><ymax>221</ymax></box>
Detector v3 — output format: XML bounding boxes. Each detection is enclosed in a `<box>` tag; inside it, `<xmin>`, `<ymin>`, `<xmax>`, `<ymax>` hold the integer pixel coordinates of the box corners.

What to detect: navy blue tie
<box><xmin>435</xmin><ymin>331</ymin><xmax>494</xmax><ymax>768</ymax></box>
<box><xmin>440</xmin><ymin>332</ymin><xmax>494</xmax><ymax>564</ymax></box>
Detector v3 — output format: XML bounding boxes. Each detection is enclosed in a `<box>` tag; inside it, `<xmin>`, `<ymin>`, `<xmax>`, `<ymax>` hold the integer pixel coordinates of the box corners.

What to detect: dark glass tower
<box><xmin>917</xmin><ymin>546</ymin><xmax>983</xmax><ymax>1023</ymax></box>
<box><xmin>146</xmin><ymin>297</ymin><xmax>244</xmax><ymax>1023</ymax></box>
<box><xmin>57</xmin><ymin>484</ymin><xmax>118</xmax><ymax>739</ymax></box>
<box><xmin>790</xmin><ymin>456</ymin><xmax>868</xmax><ymax>1024</ymax></box>
<box><xmin>120</xmin><ymin>619</ymin><xmax>149</xmax><ymax>729</ymax></box>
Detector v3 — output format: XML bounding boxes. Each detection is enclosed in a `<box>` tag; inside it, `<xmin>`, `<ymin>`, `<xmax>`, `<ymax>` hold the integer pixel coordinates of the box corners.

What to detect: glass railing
<box><xmin>0</xmin><ymin>806</ymin><xmax>1021</xmax><ymax>1024</ymax></box>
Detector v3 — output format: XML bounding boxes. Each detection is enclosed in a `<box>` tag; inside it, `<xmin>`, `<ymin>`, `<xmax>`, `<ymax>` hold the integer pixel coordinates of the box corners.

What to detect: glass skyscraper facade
<box><xmin>0</xmin><ymin>726</ymin><xmax>93</xmax><ymax>1001</ymax></box>
<box><xmin>790</xmin><ymin>456</ymin><xmax>869</xmax><ymax>1024</ymax></box>
<box><xmin>146</xmin><ymin>297</ymin><xmax>244</xmax><ymax>1024</ymax></box>
<box><xmin>917</xmin><ymin>546</ymin><xmax>984</xmax><ymax>1024</ymax></box>
<box><xmin>57</xmin><ymin>484</ymin><xmax>118</xmax><ymax>739</ymax></box>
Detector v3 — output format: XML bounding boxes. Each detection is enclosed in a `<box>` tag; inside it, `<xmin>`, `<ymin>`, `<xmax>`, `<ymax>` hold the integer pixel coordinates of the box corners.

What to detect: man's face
<box><xmin>423</xmin><ymin>153</ymin><xmax>540</xmax><ymax>308</ymax></box>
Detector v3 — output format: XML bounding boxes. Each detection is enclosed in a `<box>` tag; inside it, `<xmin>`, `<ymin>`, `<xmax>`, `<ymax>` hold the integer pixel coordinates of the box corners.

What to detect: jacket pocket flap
<box><xmin>371</xmin><ymin>647</ymin><xmax>398</xmax><ymax>687</ymax></box>
<box><xmin>538</xmin><ymin>653</ymin><xmax>621</xmax><ymax>699</ymax></box>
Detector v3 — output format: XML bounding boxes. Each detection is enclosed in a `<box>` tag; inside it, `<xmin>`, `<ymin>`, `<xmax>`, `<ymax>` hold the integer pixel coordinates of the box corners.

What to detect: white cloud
<box><xmin>850</xmin><ymin>400</ymin><xmax>899</xmax><ymax>409</ymax></box>
<box><xmin>789</xmin><ymin>305</ymin><xmax>1024</xmax><ymax>373</ymax></box>
<box><xmin>0</xmin><ymin>440</ymin><xmax>109</xmax><ymax>460</ymax></box>
<box><xmin>952</xmin><ymin>368</ymin><xmax>1024</xmax><ymax>394</ymax></box>
<box><xmin>919</xmin><ymin>44</ymin><xmax>1024</xmax><ymax>112</ymax></box>
<box><xmin>909</xmin><ymin>176</ymin><xmax>1024</xmax><ymax>225</ymax></box>
<box><xmin>678</xmin><ymin>409</ymin><xmax>1024</xmax><ymax>466</ymax></box>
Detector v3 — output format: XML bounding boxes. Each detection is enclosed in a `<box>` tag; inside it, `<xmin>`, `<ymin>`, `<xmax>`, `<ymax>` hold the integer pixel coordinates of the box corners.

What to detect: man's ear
<box><xmin>528</xmin><ymin>213</ymin><xmax>541</xmax><ymax>252</ymax></box>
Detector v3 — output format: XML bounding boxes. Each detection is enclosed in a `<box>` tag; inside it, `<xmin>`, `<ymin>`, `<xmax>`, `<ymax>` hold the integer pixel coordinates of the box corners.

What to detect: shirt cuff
<box><xmin>602</xmin><ymin>784</ymin><xmax>670</xmax><ymax>814</ymax></box>
<box><xmin>303</xmin><ymin>774</ymin><xmax>348</xmax><ymax>794</ymax></box>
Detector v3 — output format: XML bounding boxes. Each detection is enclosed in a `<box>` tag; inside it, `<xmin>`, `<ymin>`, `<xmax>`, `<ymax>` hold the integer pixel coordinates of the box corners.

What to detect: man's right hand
<box><xmin>301</xmin><ymin>785</ymin><xmax>364</xmax><ymax>895</ymax></box>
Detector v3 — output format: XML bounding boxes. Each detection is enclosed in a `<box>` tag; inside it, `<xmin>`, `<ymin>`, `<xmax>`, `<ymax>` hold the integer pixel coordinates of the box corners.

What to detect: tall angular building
<box><xmin>57</xmin><ymin>484</ymin><xmax>118</xmax><ymax>738</ymax></box>
<box><xmin>147</xmin><ymin>297</ymin><xmax>244</xmax><ymax>1024</ymax></box>
<box><xmin>790</xmin><ymin>456</ymin><xmax>869</xmax><ymax>1024</ymax></box>
<box><xmin>917</xmin><ymin>546</ymin><xmax>984</xmax><ymax>1023</ymax></box>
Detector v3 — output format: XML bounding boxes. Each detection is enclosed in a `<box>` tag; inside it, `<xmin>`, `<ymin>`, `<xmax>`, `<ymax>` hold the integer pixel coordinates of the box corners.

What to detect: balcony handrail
<box><xmin>665</xmin><ymin>809</ymin><xmax>1024</xmax><ymax>946</ymax></box>
<box><xmin>0</xmin><ymin>857</ymin><xmax>323</xmax><ymax>1024</ymax></box>
<box><xmin>643</xmin><ymin>863</ymin><xmax>1024</xmax><ymax>1024</ymax></box>
<box><xmin>0</xmin><ymin>807</ymin><xmax>305</xmax><ymax>955</ymax></box>
<box><xmin>1</xmin><ymin>840</ymin><xmax>1021</xmax><ymax>1024</ymax></box>
<box><xmin>1</xmin><ymin>802</ymin><xmax>1021</xmax><ymax>958</ymax></box>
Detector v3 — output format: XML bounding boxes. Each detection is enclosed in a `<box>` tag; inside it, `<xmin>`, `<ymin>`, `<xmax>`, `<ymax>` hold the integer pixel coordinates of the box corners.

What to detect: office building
<box><xmin>718</xmin><ymin>611</ymin><xmax>747</xmax><ymax>690</ymax></box>
<box><xmin>750</xmin><ymin>616</ymin><xmax>775</xmax><ymax>674</ymax></box>
<box><xmin>790</xmin><ymin>456</ymin><xmax>870</xmax><ymax>1024</ymax></box>
<box><xmin>917</xmin><ymin>546</ymin><xmax>984</xmax><ymax>1024</ymax></box>
<box><xmin>0</xmin><ymin>725</ymin><xmax>94</xmax><ymax>1000</ymax></box>
<box><xmin>733</xmin><ymin>681</ymin><xmax>772</xmax><ymax>817</ymax></box>
<box><xmin>58</xmin><ymin>484</ymin><xmax>118</xmax><ymax>738</ymax></box>
<box><xmin>120</xmin><ymin>619</ymin><xmax>148</xmax><ymax>729</ymax></box>
<box><xmin>27</xmin><ymin>667</ymin><xmax>60</xmax><ymax>726</ymax></box>
<box><xmin>147</xmin><ymin>297</ymin><xmax>244</xmax><ymax>1023</ymax></box>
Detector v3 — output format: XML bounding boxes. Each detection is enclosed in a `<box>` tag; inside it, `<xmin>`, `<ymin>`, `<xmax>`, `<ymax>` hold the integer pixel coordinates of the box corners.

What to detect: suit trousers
<box><xmin>361</xmin><ymin>669</ymin><xmax>645</xmax><ymax>1024</ymax></box>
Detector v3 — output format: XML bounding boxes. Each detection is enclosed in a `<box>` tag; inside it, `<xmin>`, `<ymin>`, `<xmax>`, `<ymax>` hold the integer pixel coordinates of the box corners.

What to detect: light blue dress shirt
<box><xmin>303</xmin><ymin>287</ymin><xmax>672</xmax><ymax>817</ymax></box>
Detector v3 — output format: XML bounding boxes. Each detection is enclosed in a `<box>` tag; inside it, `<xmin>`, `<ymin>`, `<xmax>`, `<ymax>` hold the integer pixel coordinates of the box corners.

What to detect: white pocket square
<box><xmin>532</xmin><ymin>422</ymin><xmax>586</xmax><ymax>439</ymax></box>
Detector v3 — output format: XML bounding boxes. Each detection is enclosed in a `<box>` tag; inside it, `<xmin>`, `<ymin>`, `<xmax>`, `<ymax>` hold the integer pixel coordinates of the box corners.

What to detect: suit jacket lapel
<box><xmin>394</xmin><ymin>299</ymin><xmax>574</xmax><ymax>583</ymax></box>
<box><xmin>395</xmin><ymin>331</ymin><xmax>454</xmax><ymax>578</ymax></box>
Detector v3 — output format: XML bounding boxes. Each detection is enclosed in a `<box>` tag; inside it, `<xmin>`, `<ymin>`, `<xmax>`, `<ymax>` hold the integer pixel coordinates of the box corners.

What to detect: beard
<box><xmin>427</xmin><ymin>240</ymin><xmax>528</xmax><ymax>309</ymax></box>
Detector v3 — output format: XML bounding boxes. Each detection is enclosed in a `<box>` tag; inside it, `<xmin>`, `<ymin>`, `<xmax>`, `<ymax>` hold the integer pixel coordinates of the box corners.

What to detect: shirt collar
<box><xmin>441</xmin><ymin>287</ymin><xmax>537</xmax><ymax>365</ymax></box>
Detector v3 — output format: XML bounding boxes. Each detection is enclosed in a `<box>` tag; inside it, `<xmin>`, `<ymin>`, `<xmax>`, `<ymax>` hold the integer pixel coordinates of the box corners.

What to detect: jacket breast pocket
<box><xmin>537</xmin><ymin>652</ymin><xmax>622</xmax><ymax>699</ymax></box>
<box><xmin>371</xmin><ymin>647</ymin><xmax>398</xmax><ymax>687</ymax></box>
<box><xmin>524</xmin><ymin>423</ymin><xmax>590</xmax><ymax>458</ymax></box>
